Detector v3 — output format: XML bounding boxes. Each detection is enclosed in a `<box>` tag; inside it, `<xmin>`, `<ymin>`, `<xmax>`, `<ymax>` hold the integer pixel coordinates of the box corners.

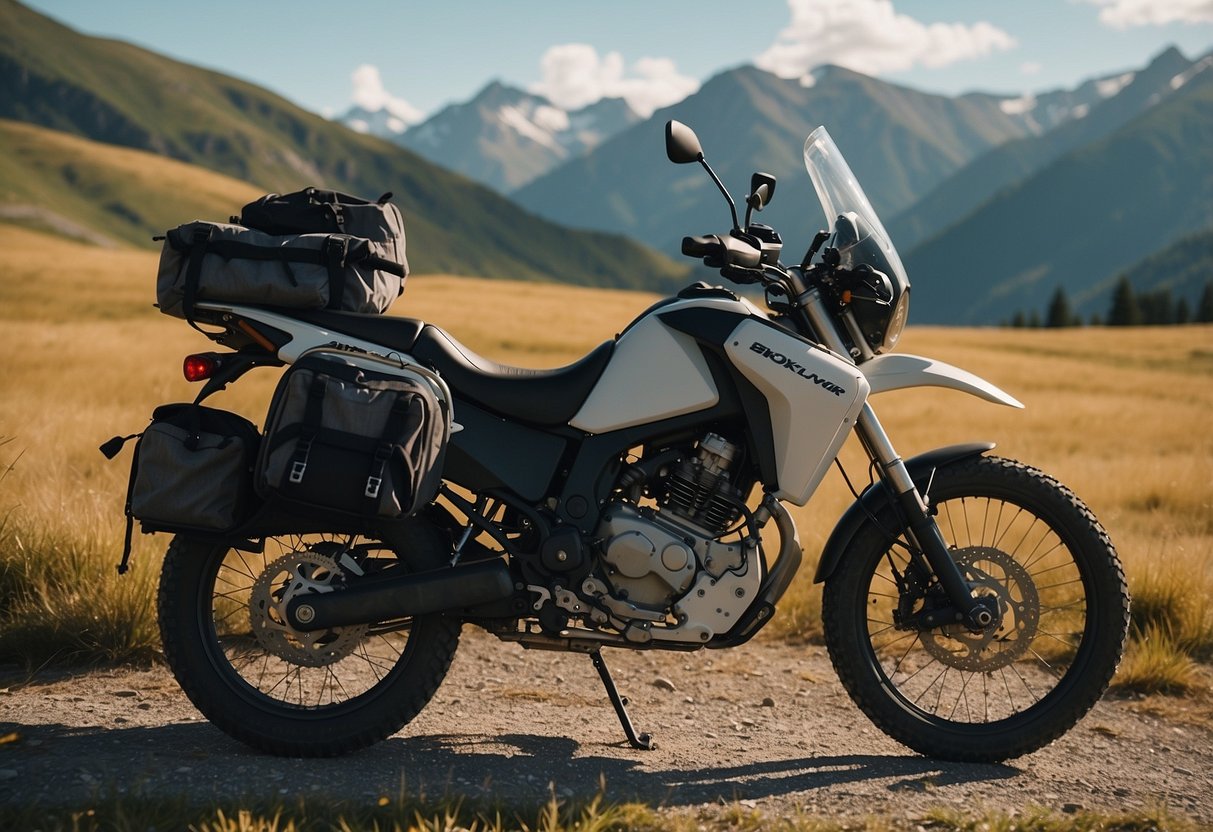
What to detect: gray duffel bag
<box><xmin>156</xmin><ymin>220</ymin><xmax>406</xmax><ymax>320</ymax></box>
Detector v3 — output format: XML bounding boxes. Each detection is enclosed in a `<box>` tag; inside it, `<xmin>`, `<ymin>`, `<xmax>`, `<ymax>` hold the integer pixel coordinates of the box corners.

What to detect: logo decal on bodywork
<box><xmin>750</xmin><ymin>342</ymin><xmax>846</xmax><ymax>396</ymax></box>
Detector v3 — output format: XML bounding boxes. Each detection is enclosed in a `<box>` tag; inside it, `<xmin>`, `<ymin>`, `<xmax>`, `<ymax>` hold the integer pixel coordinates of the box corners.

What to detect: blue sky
<box><xmin>24</xmin><ymin>0</ymin><xmax>1213</xmax><ymax>121</ymax></box>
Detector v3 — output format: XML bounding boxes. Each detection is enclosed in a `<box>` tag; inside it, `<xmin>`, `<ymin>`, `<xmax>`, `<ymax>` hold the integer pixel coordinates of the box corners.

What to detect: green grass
<box><xmin>0</xmin><ymin>119</ymin><xmax>263</xmax><ymax>247</ymax></box>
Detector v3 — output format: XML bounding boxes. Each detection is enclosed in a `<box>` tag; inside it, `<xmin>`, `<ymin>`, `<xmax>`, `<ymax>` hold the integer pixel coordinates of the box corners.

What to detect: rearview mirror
<box><xmin>665</xmin><ymin>120</ymin><xmax>703</xmax><ymax>164</ymax></box>
<box><xmin>748</xmin><ymin>172</ymin><xmax>777</xmax><ymax>211</ymax></box>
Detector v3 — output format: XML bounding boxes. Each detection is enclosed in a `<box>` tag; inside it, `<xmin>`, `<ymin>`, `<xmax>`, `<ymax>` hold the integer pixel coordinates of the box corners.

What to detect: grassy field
<box><xmin>0</xmin><ymin>792</ymin><xmax>1197</xmax><ymax>832</ymax></box>
<box><xmin>0</xmin><ymin>223</ymin><xmax>1210</xmax><ymax>691</ymax></box>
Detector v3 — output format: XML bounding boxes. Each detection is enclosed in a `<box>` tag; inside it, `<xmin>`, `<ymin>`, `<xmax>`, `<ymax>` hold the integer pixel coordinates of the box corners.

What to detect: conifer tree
<box><xmin>1046</xmin><ymin>287</ymin><xmax>1074</xmax><ymax>328</ymax></box>
<box><xmin>1198</xmin><ymin>281</ymin><xmax>1213</xmax><ymax>324</ymax></box>
<box><xmin>1108</xmin><ymin>276</ymin><xmax>1141</xmax><ymax>326</ymax></box>
<box><xmin>1176</xmin><ymin>298</ymin><xmax>1191</xmax><ymax>324</ymax></box>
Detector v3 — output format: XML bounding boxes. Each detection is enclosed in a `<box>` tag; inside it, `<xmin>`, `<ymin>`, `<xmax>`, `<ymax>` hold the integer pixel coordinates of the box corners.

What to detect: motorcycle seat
<box><xmin>278</xmin><ymin>309</ymin><xmax>426</xmax><ymax>354</ymax></box>
<box><xmin>412</xmin><ymin>325</ymin><xmax>615</xmax><ymax>426</ymax></box>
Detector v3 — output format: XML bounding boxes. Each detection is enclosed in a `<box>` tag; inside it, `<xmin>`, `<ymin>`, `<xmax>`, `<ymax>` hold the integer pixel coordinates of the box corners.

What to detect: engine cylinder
<box><xmin>661</xmin><ymin>433</ymin><xmax>742</xmax><ymax>534</ymax></box>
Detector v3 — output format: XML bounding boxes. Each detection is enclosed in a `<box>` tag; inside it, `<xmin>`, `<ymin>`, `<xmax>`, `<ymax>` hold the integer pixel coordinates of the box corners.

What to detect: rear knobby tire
<box><xmin>822</xmin><ymin>455</ymin><xmax>1129</xmax><ymax>762</ymax></box>
<box><xmin>157</xmin><ymin>524</ymin><xmax>461</xmax><ymax>756</ymax></box>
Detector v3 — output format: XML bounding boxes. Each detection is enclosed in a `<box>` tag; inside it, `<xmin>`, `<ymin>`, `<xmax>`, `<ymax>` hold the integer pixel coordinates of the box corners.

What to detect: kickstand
<box><xmin>590</xmin><ymin>650</ymin><xmax>654</xmax><ymax>750</ymax></box>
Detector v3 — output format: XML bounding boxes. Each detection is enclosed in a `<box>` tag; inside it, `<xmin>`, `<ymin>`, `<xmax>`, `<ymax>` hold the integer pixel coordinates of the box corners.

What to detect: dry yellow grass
<box><xmin>1</xmin><ymin>224</ymin><xmax>1210</xmax><ymax>676</ymax></box>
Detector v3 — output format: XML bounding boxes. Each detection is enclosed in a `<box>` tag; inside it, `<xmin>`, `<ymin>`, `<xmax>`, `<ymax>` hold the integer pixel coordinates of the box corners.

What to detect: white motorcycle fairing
<box><xmin>570</xmin><ymin>294</ymin><xmax>867</xmax><ymax>505</ymax></box>
<box><xmin>860</xmin><ymin>353</ymin><xmax>1023</xmax><ymax>408</ymax></box>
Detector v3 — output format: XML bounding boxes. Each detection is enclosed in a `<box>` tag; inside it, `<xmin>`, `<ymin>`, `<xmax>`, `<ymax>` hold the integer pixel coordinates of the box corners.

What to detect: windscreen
<box><xmin>803</xmin><ymin>127</ymin><xmax>909</xmax><ymax>291</ymax></box>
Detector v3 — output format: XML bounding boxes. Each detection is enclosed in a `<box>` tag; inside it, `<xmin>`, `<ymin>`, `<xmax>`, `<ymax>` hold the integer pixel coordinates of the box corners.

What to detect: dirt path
<box><xmin>2</xmin><ymin>628</ymin><xmax>1210</xmax><ymax>823</ymax></box>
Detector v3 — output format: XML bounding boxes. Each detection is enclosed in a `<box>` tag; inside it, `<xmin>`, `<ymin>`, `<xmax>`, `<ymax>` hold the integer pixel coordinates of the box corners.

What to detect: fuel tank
<box><xmin>569</xmin><ymin>296</ymin><xmax>762</xmax><ymax>433</ymax></box>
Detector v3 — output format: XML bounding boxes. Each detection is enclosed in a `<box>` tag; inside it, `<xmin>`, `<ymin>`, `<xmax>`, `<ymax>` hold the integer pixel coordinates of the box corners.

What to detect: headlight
<box><xmin>880</xmin><ymin>288</ymin><xmax>910</xmax><ymax>353</ymax></box>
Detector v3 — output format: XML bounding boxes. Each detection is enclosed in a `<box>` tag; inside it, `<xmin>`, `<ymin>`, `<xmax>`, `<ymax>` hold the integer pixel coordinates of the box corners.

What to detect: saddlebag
<box><xmin>100</xmin><ymin>404</ymin><xmax>261</xmax><ymax>572</ymax></box>
<box><xmin>257</xmin><ymin>352</ymin><xmax>448</xmax><ymax>520</ymax></box>
<box><xmin>156</xmin><ymin>189</ymin><xmax>407</xmax><ymax>321</ymax></box>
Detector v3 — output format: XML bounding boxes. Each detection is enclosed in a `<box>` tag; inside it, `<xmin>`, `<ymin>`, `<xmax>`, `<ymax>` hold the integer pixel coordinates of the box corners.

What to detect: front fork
<box><xmin>798</xmin><ymin>286</ymin><xmax>993</xmax><ymax>631</ymax></box>
<box><xmin>853</xmin><ymin>405</ymin><xmax>994</xmax><ymax>630</ymax></box>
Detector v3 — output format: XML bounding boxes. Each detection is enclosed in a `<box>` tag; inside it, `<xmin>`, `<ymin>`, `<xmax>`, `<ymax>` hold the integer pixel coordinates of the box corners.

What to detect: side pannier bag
<box><xmin>258</xmin><ymin>353</ymin><xmax>448</xmax><ymax>520</ymax></box>
<box><xmin>156</xmin><ymin>221</ymin><xmax>405</xmax><ymax>320</ymax></box>
<box><xmin>100</xmin><ymin>404</ymin><xmax>261</xmax><ymax>573</ymax></box>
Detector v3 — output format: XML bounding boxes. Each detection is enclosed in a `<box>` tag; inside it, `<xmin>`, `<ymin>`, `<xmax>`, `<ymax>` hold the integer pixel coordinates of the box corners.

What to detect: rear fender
<box><xmin>812</xmin><ymin>443</ymin><xmax>995</xmax><ymax>584</ymax></box>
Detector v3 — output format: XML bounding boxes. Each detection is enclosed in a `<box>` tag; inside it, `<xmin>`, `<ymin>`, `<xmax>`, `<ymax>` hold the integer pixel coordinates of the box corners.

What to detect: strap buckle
<box><xmin>289</xmin><ymin>460</ymin><xmax>308</xmax><ymax>484</ymax></box>
<box><xmin>364</xmin><ymin>476</ymin><xmax>382</xmax><ymax>499</ymax></box>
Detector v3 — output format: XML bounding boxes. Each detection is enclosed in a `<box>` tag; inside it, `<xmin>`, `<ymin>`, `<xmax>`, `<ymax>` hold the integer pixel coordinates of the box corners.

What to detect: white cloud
<box><xmin>1020</xmin><ymin>61</ymin><xmax>1043</xmax><ymax>76</ymax></box>
<box><xmin>530</xmin><ymin>44</ymin><xmax>699</xmax><ymax>118</ymax></box>
<box><xmin>1083</xmin><ymin>0</ymin><xmax>1213</xmax><ymax>27</ymax></box>
<box><xmin>755</xmin><ymin>0</ymin><xmax>1016</xmax><ymax>81</ymax></box>
<box><xmin>350</xmin><ymin>64</ymin><xmax>425</xmax><ymax>125</ymax></box>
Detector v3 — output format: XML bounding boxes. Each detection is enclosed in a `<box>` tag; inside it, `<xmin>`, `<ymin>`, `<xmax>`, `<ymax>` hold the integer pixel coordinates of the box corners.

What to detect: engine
<box><xmin>573</xmin><ymin>433</ymin><xmax>760</xmax><ymax>644</ymax></box>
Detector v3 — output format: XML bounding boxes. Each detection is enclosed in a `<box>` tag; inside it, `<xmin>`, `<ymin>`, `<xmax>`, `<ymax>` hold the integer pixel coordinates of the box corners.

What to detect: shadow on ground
<box><xmin>0</xmin><ymin>720</ymin><xmax>1019</xmax><ymax>807</ymax></box>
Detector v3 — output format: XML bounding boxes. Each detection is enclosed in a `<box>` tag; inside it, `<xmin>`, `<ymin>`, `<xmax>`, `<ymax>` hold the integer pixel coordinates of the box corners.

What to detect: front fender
<box><xmin>861</xmin><ymin>353</ymin><xmax>1023</xmax><ymax>408</ymax></box>
<box><xmin>812</xmin><ymin>443</ymin><xmax>995</xmax><ymax>584</ymax></box>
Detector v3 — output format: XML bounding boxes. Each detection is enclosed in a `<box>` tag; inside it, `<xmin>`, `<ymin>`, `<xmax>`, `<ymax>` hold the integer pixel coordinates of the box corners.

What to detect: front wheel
<box><xmin>822</xmin><ymin>455</ymin><xmax>1129</xmax><ymax>762</ymax></box>
<box><xmin>157</xmin><ymin>522</ymin><xmax>462</xmax><ymax>756</ymax></box>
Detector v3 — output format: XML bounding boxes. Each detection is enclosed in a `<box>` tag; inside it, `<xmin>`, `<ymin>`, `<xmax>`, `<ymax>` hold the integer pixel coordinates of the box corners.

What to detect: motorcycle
<box><xmin>144</xmin><ymin>121</ymin><xmax>1129</xmax><ymax>762</ymax></box>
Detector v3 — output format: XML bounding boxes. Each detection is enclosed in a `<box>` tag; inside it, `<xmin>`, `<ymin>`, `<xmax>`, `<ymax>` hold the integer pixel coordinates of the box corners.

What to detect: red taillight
<box><xmin>183</xmin><ymin>354</ymin><xmax>218</xmax><ymax>382</ymax></box>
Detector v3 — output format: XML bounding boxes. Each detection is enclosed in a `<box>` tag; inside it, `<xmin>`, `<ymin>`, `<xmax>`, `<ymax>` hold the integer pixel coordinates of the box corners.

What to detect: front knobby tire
<box><xmin>822</xmin><ymin>456</ymin><xmax>1129</xmax><ymax>762</ymax></box>
<box><xmin>157</xmin><ymin>525</ymin><xmax>462</xmax><ymax>757</ymax></box>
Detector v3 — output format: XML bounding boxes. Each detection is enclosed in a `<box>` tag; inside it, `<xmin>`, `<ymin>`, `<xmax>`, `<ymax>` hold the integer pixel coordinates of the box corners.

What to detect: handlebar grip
<box><xmin>682</xmin><ymin>235</ymin><xmax>722</xmax><ymax>259</ymax></box>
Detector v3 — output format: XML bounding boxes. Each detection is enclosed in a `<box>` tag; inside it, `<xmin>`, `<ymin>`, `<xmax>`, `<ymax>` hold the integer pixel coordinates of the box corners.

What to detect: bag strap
<box><xmin>183</xmin><ymin>225</ymin><xmax>216</xmax><ymax>331</ymax></box>
<box><xmin>286</xmin><ymin>375</ymin><xmax>328</xmax><ymax>488</ymax></box>
<box><xmin>363</xmin><ymin>394</ymin><xmax>415</xmax><ymax>510</ymax></box>
<box><xmin>99</xmin><ymin>431</ymin><xmax>144</xmax><ymax>575</ymax></box>
<box><xmin>360</xmin><ymin>254</ymin><xmax>406</xmax><ymax>277</ymax></box>
<box><xmin>323</xmin><ymin>236</ymin><xmax>347</xmax><ymax>310</ymax></box>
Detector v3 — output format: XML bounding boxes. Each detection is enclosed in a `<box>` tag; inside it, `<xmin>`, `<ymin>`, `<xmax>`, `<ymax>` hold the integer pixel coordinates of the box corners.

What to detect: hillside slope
<box><xmin>889</xmin><ymin>47</ymin><xmax>1204</xmax><ymax>250</ymax></box>
<box><xmin>0</xmin><ymin>119</ymin><xmax>262</xmax><ymax>247</ymax></box>
<box><xmin>904</xmin><ymin>70</ymin><xmax>1213</xmax><ymax>324</ymax></box>
<box><xmin>0</xmin><ymin>0</ymin><xmax>685</xmax><ymax>291</ymax></box>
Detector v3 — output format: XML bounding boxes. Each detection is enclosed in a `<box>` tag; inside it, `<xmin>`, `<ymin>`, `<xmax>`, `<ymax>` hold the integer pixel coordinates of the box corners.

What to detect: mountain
<box><xmin>341</xmin><ymin>104</ymin><xmax>414</xmax><ymax>140</ymax></box>
<box><xmin>344</xmin><ymin>82</ymin><xmax>642</xmax><ymax>194</ymax></box>
<box><xmin>889</xmin><ymin>47</ymin><xmax>1204</xmax><ymax>250</ymax></box>
<box><xmin>0</xmin><ymin>118</ymin><xmax>261</xmax><ymax>247</ymax></box>
<box><xmin>903</xmin><ymin>67</ymin><xmax>1213</xmax><ymax>324</ymax></box>
<box><xmin>0</xmin><ymin>0</ymin><xmax>685</xmax><ymax>291</ymax></box>
<box><xmin>1093</xmin><ymin>227</ymin><xmax>1213</xmax><ymax>309</ymax></box>
<box><xmin>511</xmin><ymin>64</ymin><xmax>1043</xmax><ymax>257</ymax></box>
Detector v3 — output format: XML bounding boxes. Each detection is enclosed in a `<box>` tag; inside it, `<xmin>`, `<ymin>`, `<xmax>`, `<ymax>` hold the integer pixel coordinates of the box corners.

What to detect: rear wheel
<box><xmin>822</xmin><ymin>456</ymin><xmax>1129</xmax><ymax>762</ymax></box>
<box><xmin>157</xmin><ymin>522</ymin><xmax>461</xmax><ymax>756</ymax></box>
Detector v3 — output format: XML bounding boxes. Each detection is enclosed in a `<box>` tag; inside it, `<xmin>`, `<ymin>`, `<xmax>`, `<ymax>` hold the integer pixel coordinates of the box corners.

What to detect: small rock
<box><xmin>114</xmin><ymin>717</ymin><xmax>129</xmax><ymax>724</ymax></box>
<box><xmin>113</xmin><ymin>690</ymin><xmax>138</xmax><ymax>698</ymax></box>
<box><xmin>740</xmin><ymin>718</ymin><xmax>757</xmax><ymax>727</ymax></box>
<box><xmin>1063</xmin><ymin>803</ymin><xmax>1082</xmax><ymax>815</ymax></box>
<box><xmin>1175</xmin><ymin>767</ymin><xmax>1195</xmax><ymax>776</ymax></box>
<box><xmin>1113</xmin><ymin>787</ymin><xmax>1131</xmax><ymax>797</ymax></box>
<box><xmin>137</xmin><ymin>703</ymin><xmax>152</xmax><ymax>711</ymax></box>
<box><xmin>653</xmin><ymin>677</ymin><xmax>676</xmax><ymax>692</ymax></box>
<box><xmin>761</xmin><ymin>697</ymin><xmax>775</xmax><ymax>707</ymax></box>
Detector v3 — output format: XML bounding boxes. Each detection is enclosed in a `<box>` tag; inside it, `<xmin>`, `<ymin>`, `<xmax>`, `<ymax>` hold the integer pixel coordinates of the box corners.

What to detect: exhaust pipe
<box><xmin>285</xmin><ymin>558</ymin><xmax>515</xmax><ymax>630</ymax></box>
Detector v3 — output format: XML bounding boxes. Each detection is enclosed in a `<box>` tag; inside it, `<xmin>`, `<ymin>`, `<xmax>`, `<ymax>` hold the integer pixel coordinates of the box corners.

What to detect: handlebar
<box><xmin>680</xmin><ymin>232</ymin><xmax>762</xmax><ymax>269</ymax></box>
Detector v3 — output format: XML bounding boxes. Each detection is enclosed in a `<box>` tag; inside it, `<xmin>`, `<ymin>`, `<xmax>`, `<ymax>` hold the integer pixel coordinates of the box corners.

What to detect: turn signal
<box><xmin>183</xmin><ymin>354</ymin><xmax>218</xmax><ymax>382</ymax></box>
